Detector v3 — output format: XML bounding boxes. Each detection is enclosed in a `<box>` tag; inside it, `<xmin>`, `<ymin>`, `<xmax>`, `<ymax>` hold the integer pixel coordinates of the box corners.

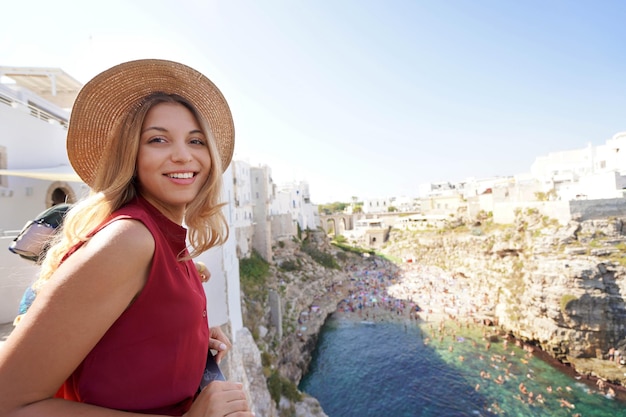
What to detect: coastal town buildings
<box><xmin>322</xmin><ymin>133</ymin><xmax>626</xmax><ymax>246</ymax></box>
<box><xmin>362</xmin><ymin>197</ymin><xmax>392</xmax><ymax>213</ymax></box>
<box><xmin>232</xmin><ymin>162</ymin><xmax>320</xmax><ymax>262</ymax></box>
<box><xmin>361</xmin><ymin>196</ymin><xmax>420</xmax><ymax>214</ymax></box>
<box><xmin>271</xmin><ymin>181</ymin><xmax>318</xmax><ymax>232</ymax></box>
<box><xmin>231</xmin><ymin>160</ymin><xmax>254</xmax><ymax>258</ymax></box>
<box><xmin>249</xmin><ymin>165</ymin><xmax>273</xmax><ymax>263</ymax></box>
<box><xmin>414</xmin><ymin>133</ymin><xmax>626</xmax><ymax>227</ymax></box>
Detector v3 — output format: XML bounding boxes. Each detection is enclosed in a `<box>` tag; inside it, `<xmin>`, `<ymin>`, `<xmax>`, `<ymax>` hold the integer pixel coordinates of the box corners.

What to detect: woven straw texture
<box><xmin>66</xmin><ymin>59</ymin><xmax>234</xmax><ymax>187</ymax></box>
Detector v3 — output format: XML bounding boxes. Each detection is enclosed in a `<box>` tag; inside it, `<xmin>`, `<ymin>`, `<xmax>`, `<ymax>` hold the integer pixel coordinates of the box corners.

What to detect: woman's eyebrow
<box><xmin>141</xmin><ymin>127</ymin><xmax>204</xmax><ymax>135</ymax></box>
<box><xmin>141</xmin><ymin>126</ymin><xmax>167</xmax><ymax>134</ymax></box>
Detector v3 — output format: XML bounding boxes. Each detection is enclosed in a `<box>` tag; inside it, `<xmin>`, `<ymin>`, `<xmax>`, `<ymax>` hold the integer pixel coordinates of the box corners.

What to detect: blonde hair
<box><xmin>36</xmin><ymin>93</ymin><xmax>228</xmax><ymax>289</ymax></box>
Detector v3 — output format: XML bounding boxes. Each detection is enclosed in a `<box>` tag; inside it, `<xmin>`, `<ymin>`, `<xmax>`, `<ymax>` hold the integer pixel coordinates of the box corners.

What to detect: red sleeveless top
<box><xmin>55</xmin><ymin>196</ymin><xmax>209</xmax><ymax>415</ymax></box>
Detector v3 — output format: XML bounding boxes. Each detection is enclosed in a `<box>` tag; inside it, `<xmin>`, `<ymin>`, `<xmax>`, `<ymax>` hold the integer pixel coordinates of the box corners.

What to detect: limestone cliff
<box><xmin>237</xmin><ymin>230</ymin><xmax>368</xmax><ymax>416</ymax></box>
<box><xmin>381</xmin><ymin>210</ymin><xmax>626</xmax><ymax>383</ymax></box>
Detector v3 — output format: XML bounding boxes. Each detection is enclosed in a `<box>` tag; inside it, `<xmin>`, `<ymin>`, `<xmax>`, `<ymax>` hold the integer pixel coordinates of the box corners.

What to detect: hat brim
<box><xmin>66</xmin><ymin>59</ymin><xmax>234</xmax><ymax>187</ymax></box>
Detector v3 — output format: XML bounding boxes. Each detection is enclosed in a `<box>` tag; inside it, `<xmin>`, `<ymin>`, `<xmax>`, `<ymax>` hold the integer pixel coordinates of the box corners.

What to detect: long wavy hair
<box><xmin>35</xmin><ymin>93</ymin><xmax>229</xmax><ymax>289</ymax></box>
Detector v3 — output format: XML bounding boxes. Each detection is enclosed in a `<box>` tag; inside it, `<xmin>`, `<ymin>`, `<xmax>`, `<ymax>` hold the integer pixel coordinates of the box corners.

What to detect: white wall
<box><xmin>0</xmin><ymin>98</ymin><xmax>86</xmax><ymax>232</ymax></box>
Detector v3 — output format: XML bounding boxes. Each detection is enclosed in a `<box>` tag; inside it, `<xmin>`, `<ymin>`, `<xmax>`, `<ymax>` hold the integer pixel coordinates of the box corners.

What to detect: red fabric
<box><xmin>55</xmin><ymin>196</ymin><xmax>209</xmax><ymax>415</ymax></box>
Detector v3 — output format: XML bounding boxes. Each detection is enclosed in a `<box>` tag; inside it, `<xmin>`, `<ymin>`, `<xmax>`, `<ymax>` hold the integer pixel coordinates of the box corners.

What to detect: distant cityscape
<box><xmin>229</xmin><ymin>131</ymin><xmax>626</xmax><ymax>255</ymax></box>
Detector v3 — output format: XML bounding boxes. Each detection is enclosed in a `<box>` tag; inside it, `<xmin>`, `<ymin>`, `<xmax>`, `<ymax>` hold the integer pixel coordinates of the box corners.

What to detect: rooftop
<box><xmin>0</xmin><ymin>66</ymin><xmax>82</xmax><ymax>109</ymax></box>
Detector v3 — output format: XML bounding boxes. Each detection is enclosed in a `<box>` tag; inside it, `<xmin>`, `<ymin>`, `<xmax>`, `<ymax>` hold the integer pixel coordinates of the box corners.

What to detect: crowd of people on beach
<box><xmin>335</xmin><ymin>258</ymin><xmax>416</xmax><ymax>321</ymax></box>
<box><xmin>336</xmin><ymin>260</ymin><xmax>492</xmax><ymax>325</ymax></box>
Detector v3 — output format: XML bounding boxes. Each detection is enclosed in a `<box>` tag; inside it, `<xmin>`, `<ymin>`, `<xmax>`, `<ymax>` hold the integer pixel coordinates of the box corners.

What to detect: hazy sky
<box><xmin>2</xmin><ymin>0</ymin><xmax>625</xmax><ymax>203</ymax></box>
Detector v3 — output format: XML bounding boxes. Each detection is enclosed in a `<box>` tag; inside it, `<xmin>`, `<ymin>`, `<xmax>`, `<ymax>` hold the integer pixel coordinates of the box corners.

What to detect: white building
<box><xmin>231</xmin><ymin>160</ymin><xmax>254</xmax><ymax>258</ymax></box>
<box><xmin>250</xmin><ymin>165</ymin><xmax>274</xmax><ymax>262</ymax></box>
<box><xmin>530</xmin><ymin>132</ymin><xmax>626</xmax><ymax>199</ymax></box>
<box><xmin>231</xmin><ymin>160</ymin><xmax>321</xmax><ymax>262</ymax></box>
<box><xmin>271</xmin><ymin>181</ymin><xmax>319</xmax><ymax>232</ymax></box>
<box><xmin>362</xmin><ymin>197</ymin><xmax>392</xmax><ymax>213</ymax></box>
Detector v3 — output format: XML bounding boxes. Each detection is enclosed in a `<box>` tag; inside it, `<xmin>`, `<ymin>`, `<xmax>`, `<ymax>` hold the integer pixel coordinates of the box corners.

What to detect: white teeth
<box><xmin>168</xmin><ymin>172</ymin><xmax>193</xmax><ymax>179</ymax></box>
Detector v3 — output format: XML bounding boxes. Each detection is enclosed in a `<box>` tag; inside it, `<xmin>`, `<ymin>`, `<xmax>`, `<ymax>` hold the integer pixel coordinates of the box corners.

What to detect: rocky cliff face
<box><xmin>236</xmin><ymin>212</ymin><xmax>626</xmax><ymax>413</ymax></box>
<box><xmin>238</xmin><ymin>230</ymin><xmax>368</xmax><ymax>416</ymax></box>
<box><xmin>381</xmin><ymin>211</ymin><xmax>626</xmax><ymax>368</ymax></box>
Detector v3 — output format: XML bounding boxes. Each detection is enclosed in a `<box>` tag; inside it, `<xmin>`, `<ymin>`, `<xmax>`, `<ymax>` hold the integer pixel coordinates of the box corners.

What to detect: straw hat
<box><xmin>66</xmin><ymin>59</ymin><xmax>234</xmax><ymax>187</ymax></box>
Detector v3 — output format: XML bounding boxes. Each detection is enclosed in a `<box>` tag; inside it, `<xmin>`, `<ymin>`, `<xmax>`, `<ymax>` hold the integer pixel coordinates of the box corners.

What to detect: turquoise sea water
<box><xmin>300</xmin><ymin>314</ymin><xmax>625</xmax><ymax>417</ymax></box>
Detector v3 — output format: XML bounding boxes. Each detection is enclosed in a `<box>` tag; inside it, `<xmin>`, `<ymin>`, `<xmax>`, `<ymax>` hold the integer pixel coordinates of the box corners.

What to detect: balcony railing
<box><xmin>0</xmin><ymin>89</ymin><xmax>69</xmax><ymax>128</ymax></box>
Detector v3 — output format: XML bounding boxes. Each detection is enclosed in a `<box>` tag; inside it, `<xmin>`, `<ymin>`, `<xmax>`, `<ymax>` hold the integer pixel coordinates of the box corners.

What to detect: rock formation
<box><xmin>382</xmin><ymin>210</ymin><xmax>626</xmax><ymax>383</ymax></box>
<box><xmin>235</xmin><ymin>211</ymin><xmax>626</xmax><ymax>414</ymax></box>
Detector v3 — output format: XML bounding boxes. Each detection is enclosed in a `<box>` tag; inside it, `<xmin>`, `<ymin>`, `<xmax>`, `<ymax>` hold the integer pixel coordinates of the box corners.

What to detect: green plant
<box><xmin>301</xmin><ymin>242</ymin><xmax>340</xmax><ymax>269</ymax></box>
<box><xmin>267</xmin><ymin>371</ymin><xmax>302</xmax><ymax>405</ymax></box>
<box><xmin>336</xmin><ymin>251</ymin><xmax>348</xmax><ymax>262</ymax></box>
<box><xmin>239</xmin><ymin>251</ymin><xmax>270</xmax><ymax>301</ymax></box>
<box><xmin>331</xmin><ymin>241</ymin><xmax>375</xmax><ymax>256</ymax></box>
<box><xmin>333</xmin><ymin>234</ymin><xmax>347</xmax><ymax>244</ymax></box>
<box><xmin>560</xmin><ymin>294</ymin><xmax>578</xmax><ymax>314</ymax></box>
<box><xmin>279</xmin><ymin>259</ymin><xmax>300</xmax><ymax>271</ymax></box>
<box><xmin>261</xmin><ymin>351</ymin><xmax>273</xmax><ymax>368</ymax></box>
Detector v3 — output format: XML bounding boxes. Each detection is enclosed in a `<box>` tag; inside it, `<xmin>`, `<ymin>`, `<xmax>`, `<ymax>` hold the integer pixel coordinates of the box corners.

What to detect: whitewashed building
<box><xmin>231</xmin><ymin>161</ymin><xmax>320</xmax><ymax>262</ymax></box>
<box><xmin>249</xmin><ymin>165</ymin><xmax>274</xmax><ymax>262</ymax></box>
<box><xmin>530</xmin><ymin>132</ymin><xmax>626</xmax><ymax>200</ymax></box>
<box><xmin>362</xmin><ymin>197</ymin><xmax>392</xmax><ymax>214</ymax></box>
<box><xmin>231</xmin><ymin>160</ymin><xmax>254</xmax><ymax>258</ymax></box>
<box><xmin>271</xmin><ymin>181</ymin><xmax>319</xmax><ymax>232</ymax></box>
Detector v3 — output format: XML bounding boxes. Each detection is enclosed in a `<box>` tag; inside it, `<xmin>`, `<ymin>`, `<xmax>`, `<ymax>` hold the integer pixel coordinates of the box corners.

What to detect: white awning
<box><xmin>0</xmin><ymin>166</ymin><xmax>82</xmax><ymax>182</ymax></box>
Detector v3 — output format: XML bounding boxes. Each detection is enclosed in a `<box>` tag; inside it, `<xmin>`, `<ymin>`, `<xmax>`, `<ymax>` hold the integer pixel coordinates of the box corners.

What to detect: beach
<box><xmin>335</xmin><ymin>260</ymin><xmax>490</xmax><ymax>325</ymax></box>
<box><xmin>329</xmin><ymin>256</ymin><xmax>626</xmax><ymax>410</ymax></box>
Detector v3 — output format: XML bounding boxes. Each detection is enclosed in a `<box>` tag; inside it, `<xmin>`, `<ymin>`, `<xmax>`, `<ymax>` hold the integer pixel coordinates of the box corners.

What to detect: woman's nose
<box><xmin>171</xmin><ymin>143</ymin><xmax>193</xmax><ymax>162</ymax></box>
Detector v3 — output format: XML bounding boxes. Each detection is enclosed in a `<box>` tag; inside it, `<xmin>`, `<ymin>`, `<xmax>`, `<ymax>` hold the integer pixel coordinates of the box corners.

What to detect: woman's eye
<box><xmin>190</xmin><ymin>138</ymin><xmax>206</xmax><ymax>145</ymax></box>
<box><xmin>148</xmin><ymin>136</ymin><xmax>167</xmax><ymax>144</ymax></box>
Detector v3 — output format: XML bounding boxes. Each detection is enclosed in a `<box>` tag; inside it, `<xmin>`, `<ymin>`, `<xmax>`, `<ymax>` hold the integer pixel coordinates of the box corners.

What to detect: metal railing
<box><xmin>0</xmin><ymin>89</ymin><xmax>69</xmax><ymax>128</ymax></box>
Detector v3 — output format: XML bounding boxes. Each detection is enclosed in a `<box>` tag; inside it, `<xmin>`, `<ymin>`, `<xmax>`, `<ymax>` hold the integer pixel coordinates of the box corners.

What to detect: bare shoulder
<box><xmin>85</xmin><ymin>218</ymin><xmax>155</xmax><ymax>260</ymax></box>
<box><xmin>56</xmin><ymin>218</ymin><xmax>156</xmax><ymax>297</ymax></box>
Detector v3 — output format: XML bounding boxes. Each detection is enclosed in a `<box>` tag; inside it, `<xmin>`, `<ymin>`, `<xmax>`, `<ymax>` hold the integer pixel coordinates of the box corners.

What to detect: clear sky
<box><xmin>2</xmin><ymin>0</ymin><xmax>625</xmax><ymax>203</ymax></box>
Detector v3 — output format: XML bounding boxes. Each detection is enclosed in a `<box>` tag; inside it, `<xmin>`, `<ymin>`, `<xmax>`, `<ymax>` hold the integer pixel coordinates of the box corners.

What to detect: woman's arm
<box><xmin>0</xmin><ymin>219</ymin><xmax>155</xmax><ymax>416</ymax></box>
<box><xmin>0</xmin><ymin>219</ymin><xmax>254</xmax><ymax>417</ymax></box>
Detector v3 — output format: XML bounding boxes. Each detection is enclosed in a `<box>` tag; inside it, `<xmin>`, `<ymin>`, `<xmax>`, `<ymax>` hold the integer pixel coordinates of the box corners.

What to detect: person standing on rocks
<box><xmin>0</xmin><ymin>59</ymin><xmax>253</xmax><ymax>417</ymax></box>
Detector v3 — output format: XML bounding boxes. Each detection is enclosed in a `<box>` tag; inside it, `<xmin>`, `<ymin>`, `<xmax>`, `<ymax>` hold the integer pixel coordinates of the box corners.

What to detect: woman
<box><xmin>0</xmin><ymin>59</ymin><xmax>253</xmax><ymax>417</ymax></box>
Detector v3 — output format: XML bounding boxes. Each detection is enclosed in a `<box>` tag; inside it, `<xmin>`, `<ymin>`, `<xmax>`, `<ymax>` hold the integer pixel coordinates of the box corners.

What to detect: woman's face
<box><xmin>137</xmin><ymin>101</ymin><xmax>212</xmax><ymax>223</ymax></box>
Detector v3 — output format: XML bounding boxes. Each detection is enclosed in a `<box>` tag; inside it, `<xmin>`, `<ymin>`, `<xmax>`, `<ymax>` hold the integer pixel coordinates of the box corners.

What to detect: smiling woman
<box><xmin>138</xmin><ymin>98</ymin><xmax>214</xmax><ymax>224</ymax></box>
<box><xmin>0</xmin><ymin>59</ymin><xmax>254</xmax><ymax>417</ymax></box>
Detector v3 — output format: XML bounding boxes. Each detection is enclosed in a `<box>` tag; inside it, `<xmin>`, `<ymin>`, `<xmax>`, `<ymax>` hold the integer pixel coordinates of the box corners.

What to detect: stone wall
<box><xmin>270</xmin><ymin>213</ymin><xmax>297</xmax><ymax>241</ymax></box>
<box><xmin>570</xmin><ymin>198</ymin><xmax>626</xmax><ymax>221</ymax></box>
<box><xmin>492</xmin><ymin>200</ymin><xmax>571</xmax><ymax>225</ymax></box>
<box><xmin>491</xmin><ymin>197</ymin><xmax>626</xmax><ymax>226</ymax></box>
